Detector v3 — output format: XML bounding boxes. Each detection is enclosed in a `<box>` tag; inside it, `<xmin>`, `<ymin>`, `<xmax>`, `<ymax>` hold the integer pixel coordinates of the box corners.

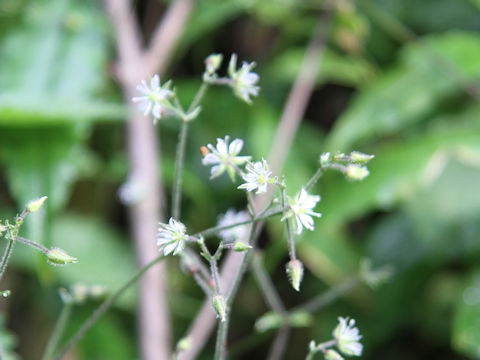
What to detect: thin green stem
<box><xmin>214</xmin><ymin>314</ymin><xmax>230</xmax><ymax>360</ymax></box>
<box><xmin>251</xmin><ymin>253</ymin><xmax>286</xmax><ymax>315</ymax></box>
<box><xmin>188</xmin><ymin>83</ymin><xmax>209</xmax><ymax>113</ymax></box>
<box><xmin>16</xmin><ymin>236</ymin><xmax>49</xmax><ymax>254</ymax></box>
<box><xmin>0</xmin><ymin>229</ymin><xmax>16</xmax><ymax>283</ymax></box>
<box><xmin>305</xmin><ymin>167</ymin><xmax>323</xmax><ymax>191</ymax></box>
<box><xmin>193</xmin><ymin>208</ymin><xmax>282</xmax><ymax>238</ymax></box>
<box><xmin>41</xmin><ymin>301</ymin><xmax>73</xmax><ymax>360</ymax></box>
<box><xmin>54</xmin><ymin>255</ymin><xmax>164</xmax><ymax>359</ymax></box>
<box><xmin>292</xmin><ymin>276</ymin><xmax>359</xmax><ymax>313</ymax></box>
<box><xmin>172</xmin><ymin>120</ymin><xmax>189</xmax><ymax>220</ymax></box>
<box><xmin>280</xmin><ymin>188</ymin><xmax>296</xmax><ymax>260</ymax></box>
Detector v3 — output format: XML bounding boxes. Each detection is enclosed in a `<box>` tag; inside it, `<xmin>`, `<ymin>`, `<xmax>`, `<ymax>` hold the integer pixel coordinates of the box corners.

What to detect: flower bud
<box><xmin>286</xmin><ymin>259</ymin><xmax>304</xmax><ymax>291</ymax></box>
<box><xmin>176</xmin><ymin>337</ymin><xmax>191</xmax><ymax>352</ymax></box>
<box><xmin>288</xmin><ymin>311</ymin><xmax>313</xmax><ymax>328</ymax></box>
<box><xmin>325</xmin><ymin>349</ymin><xmax>345</xmax><ymax>360</ymax></box>
<box><xmin>205</xmin><ymin>53</ymin><xmax>223</xmax><ymax>75</ymax></box>
<box><xmin>349</xmin><ymin>151</ymin><xmax>374</xmax><ymax>164</ymax></box>
<box><xmin>320</xmin><ymin>152</ymin><xmax>331</xmax><ymax>165</ymax></box>
<box><xmin>26</xmin><ymin>196</ymin><xmax>47</xmax><ymax>213</ymax></box>
<box><xmin>345</xmin><ymin>164</ymin><xmax>369</xmax><ymax>181</ymax></box>
<box><xmin>47</xmin><ymin>248</ymin><xmax>78</xmax><ymax>266</ymax></box>
<box><xmin>0</xmin><ymin>290</ymin><xmax>11</xmax><ymax>298</ymax></box>
<box><xmin>233</xmin><ymin>241</ymin><xmax>251</xmax><ymax>252</ymax></box>
<box><xmin>212</xmin><ymin>295</ymin><xmax>227</xmax><ymax>322</ymax></box>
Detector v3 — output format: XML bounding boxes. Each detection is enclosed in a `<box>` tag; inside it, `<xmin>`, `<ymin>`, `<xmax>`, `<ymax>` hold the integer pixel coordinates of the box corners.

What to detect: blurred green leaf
<box><xmin>0</xmin><ymin>312</ymin><xmax>18</xmax><ymax>360</ymax></box>
<box><xmin>0</xmin><ymin>0</ymin><xmax>123</xmax><ymax>123</ymax></box>
<box><xmin>267</xmin><ymin>48</ymin><xmax>376</xmax><ymax>88</ymax></box>
<box><xmin>51</xmin><ymin>214</ymin><xmax>137</xmax><ymax>309</ymax></box>
<box><xmin>326</xmin><ymin>31</ymin><xmax>480</xmax><ymax>151</ymax></box>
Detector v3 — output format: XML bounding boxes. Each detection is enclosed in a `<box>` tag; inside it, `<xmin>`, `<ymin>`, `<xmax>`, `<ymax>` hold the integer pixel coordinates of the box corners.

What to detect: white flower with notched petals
<box><xmin>202</xmin><ymin>136</ymin><xmax>251</xmax><ymax>180</ymax></box>
<box><xmin>283</xmin><ymin>188</ymin><xmax>321</xmax><ymax>234</ymax></box>
<box><xmin>238</xmin><ymin>159</ymin><xmax>273</xmax><ymax>194</ymax></box>
<box><xmin>228</xmin><ymin>54</ymin><xmax>260</xmax><ymax>104</ymax></box>
<box><xmin>157</xmin><ymin>218</ymin><xmax>188</xmax><ymax>256</ymax></box>
<box><xmin>217</xmin><ymin>209</ymin><xmax>250</xmax><ymax>243</ymax></box>
<box><xmin>132</xmin><ymin>74</ymin><xmax>173</xmax><ymax>121</ymax></box>
<box><xmin>333</xmin><ymin>317</ymin><xmax>363</xmax><ymax>357</ymax></box>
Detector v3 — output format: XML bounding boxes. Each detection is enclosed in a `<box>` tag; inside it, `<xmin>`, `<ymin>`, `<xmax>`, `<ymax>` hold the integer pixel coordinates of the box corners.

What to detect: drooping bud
<box><xmin>212</xmin><ymin>295</ymin><xmax>227</xmax><ymax>322</ymax></box>
<box><xmin>205</xmin><ymin>53</ymin><xmax>223</xmax><ymax>75</ymax></box>
<box><xmin>26</xmin><ymin>196</ymin><xmax>48</xmax><ymax>213</ymax></box>
<box><xmin>325</xmin><ymin>349</ymin><xmax>345</xmax><ymax>360</ymax></box>
<box><xmin>345</xmin><ymin>164</ymin><xmax>370</xmax><ymax>181</ymax></box>
<box><xmin>286</xmin><ymin>259</ymin><xmax>304</xmax><ymax>291</ymax></box>
<box><xmin>46</xmin><ymin>248</ymin><xmax>78</xmax><ymax>266</ymax></box>
<box><xmin>349</xmin><ymin>151</ymin><xmax>374</xmax><ymax>164</ymax></box>
<box><xmin>233</xmin><ymin>241</ymin><xmax>252</xmax><ymax>252</ymax></box>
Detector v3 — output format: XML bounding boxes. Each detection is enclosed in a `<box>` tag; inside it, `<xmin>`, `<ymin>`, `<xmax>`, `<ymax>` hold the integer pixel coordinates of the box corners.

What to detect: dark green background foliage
<box><xmin>0</xmin><ymin>0</ymin><xmax>480</xmax><ymax>359</ymax></box>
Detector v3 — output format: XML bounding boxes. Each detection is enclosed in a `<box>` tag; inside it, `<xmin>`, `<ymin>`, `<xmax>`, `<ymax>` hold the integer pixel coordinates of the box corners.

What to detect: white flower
<box><xmin>202</xmin><ymin>136</ymin><xmax>251</xmax><ymax>180</ymax></box>
<box><xmin>238</xmin><ymin>159</ymin><xmax>273</xmax><ymax>194</ymax></box>
<box><xmin>283</xmin><ymin>188</ymin><xmax>321</xmax><ymax>234</ymax></box>
<box><xmin>132</xmin><ymin>74</ymin><xmax>173</xmax><ymax>120</ymax></box>
<box><xmin>217</xmin><ymin>209</ymin><xmax>250</xmax><ymax>243</ymax></box>
<box><xmin>228</xmin><ymin>54</ymin><xmax>260</xmax><ymax>104</ymax></box>
<box><xmin>157</xmin><ymin>218</ymin><xmax>188</xmax><ymax>256</ymax></box>
<box><xmin>333</xmin><ymin>317</ymin><xmax>363</xmax><ymax>357</ymax></box>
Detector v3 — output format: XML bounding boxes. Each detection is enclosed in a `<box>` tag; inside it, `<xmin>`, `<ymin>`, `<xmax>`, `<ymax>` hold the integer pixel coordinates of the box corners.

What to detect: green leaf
<box><xmin>0</xmin><ymin>0</ymin><xmax>123</xmax><ymax>124</ymax></box>
<box><xmin>326</xmin><ymin>31</ymin><xmax>480</xmax><ymax>150</ymax></box>
<box><xmin>51</xmin><ymin>214</ymin><xmax>137</xmax><ymax>309</ymax></box>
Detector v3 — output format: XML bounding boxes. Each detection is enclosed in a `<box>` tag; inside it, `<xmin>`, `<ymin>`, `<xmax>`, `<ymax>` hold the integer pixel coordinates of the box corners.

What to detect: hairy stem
<box><xmin>172</xmin><ymin>120</ymin><xmax>189</xmax><ymax>220</ymax></box>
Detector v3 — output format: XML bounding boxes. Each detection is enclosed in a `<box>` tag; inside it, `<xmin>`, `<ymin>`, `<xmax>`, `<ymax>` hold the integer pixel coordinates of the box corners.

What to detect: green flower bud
<box><xmin>47</xmin><ymin>248</ymin><xmax>78</xmax><ymax>266</ymax></box>
<box><xmin>176</xmin><ymin>337</ymin><xmax>191</xmax><ymax>352</ymax></box>
<box><xmin>212</xmin><ymin>295</ymin><xmax>227</xmax><ymax>322</ymax></box>
<box><xmin>233</xmin><ymin>241</ymin><xmax>252</xmax><ymax>252</ymax></box>
<box><xmin>205</xmin><ymin>53</ymin><xmax>223</xmax><ymax>75</ymax></box>
<box><xmin>349</xmin><ymin>151</ymin><xmax>374</xmax><ymax>164</ymax></box>
<box><xmin>345</xmin><ymin>164</ymin><xmax>369</xmax><ymax>181</ymax></box>
<box><xmin>325</xmin><ymin>349</ymin><xmax>344</xmax><ymax>360</ymax></box>
<box><xmin>255</xmin><ymin>311</ymin><xmax>284</xmax><ymax>333</ymax></box>
<box><xmin>26</xmin><ymin>196</ymin><xmax>48</xmax><ymax>213</ymax></box>
<box><xmin>286</xmin><ymin>259</ymin><xmax>304</xmax><ymax>291</ymax></box>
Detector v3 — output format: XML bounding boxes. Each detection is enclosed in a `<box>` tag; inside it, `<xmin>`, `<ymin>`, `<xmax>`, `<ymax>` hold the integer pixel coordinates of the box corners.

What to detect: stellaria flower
<box><xmin>333</xmin><ymin>317</ymin><xmax>363</xmax><ymax>357</ymax></box>
<box><xmin>228</xmin><ymin>54</ymin><xmax>260</xmax><ymax>104</ymax></box>
<box><xmin>282</xmin><ymin>188</ymin><xmax>321</xmax><ymax>234</ymax></box>
<box><xmin>201</xmin><ymin>136</ymin><xmax>251</xmax><ymax>180</ymax></box>
<box><xmin>157</xmin><ymin>218</ymin><xmax>188</xmax><ymax>256</ymax></box>
<box><xmin>217</xmin><ymin>209</ymin><xmax>250</xmax><ymax>244</ymax></box>
<box><xmin>132</xmin><ymin>74</ymin><xmax>173</xmax><ymax>121</ymax></box>
<box><xmin>238</xmin><ymin>159</ymin><xmax>274</xmax><ymax>194</ymax></box>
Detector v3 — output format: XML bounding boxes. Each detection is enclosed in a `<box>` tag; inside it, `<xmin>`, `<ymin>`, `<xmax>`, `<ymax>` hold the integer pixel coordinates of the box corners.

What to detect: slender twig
<box><xmin>16</xmin><ymin>236</ymin><xmax>49</xmax><ymax>254</ymax></box>
<box><xmin>267</xmin><ymin>326</ymin><xmax>291</xmax><ymax>360</ymax></box>
<box><xmin>305</xmin><ymin>167</ymin><xmax>323</xmax><ymax>191</ymax></box>
<box><xmin>55</xmin><ymin>255</ymin><xmax>164</xmax><ymax>360</ymax></box>
<box><xmin>41</xmin><ymin>301</ymin><xmax>73</xmax><ymax>360</ymax></box>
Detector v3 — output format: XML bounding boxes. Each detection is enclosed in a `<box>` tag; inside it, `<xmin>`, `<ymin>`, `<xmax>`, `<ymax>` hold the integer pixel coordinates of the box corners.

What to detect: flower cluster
<box><xmin>320</xmin><ymin>151</ymin><xmax>374</xmax><ymax>181</ymax></box>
